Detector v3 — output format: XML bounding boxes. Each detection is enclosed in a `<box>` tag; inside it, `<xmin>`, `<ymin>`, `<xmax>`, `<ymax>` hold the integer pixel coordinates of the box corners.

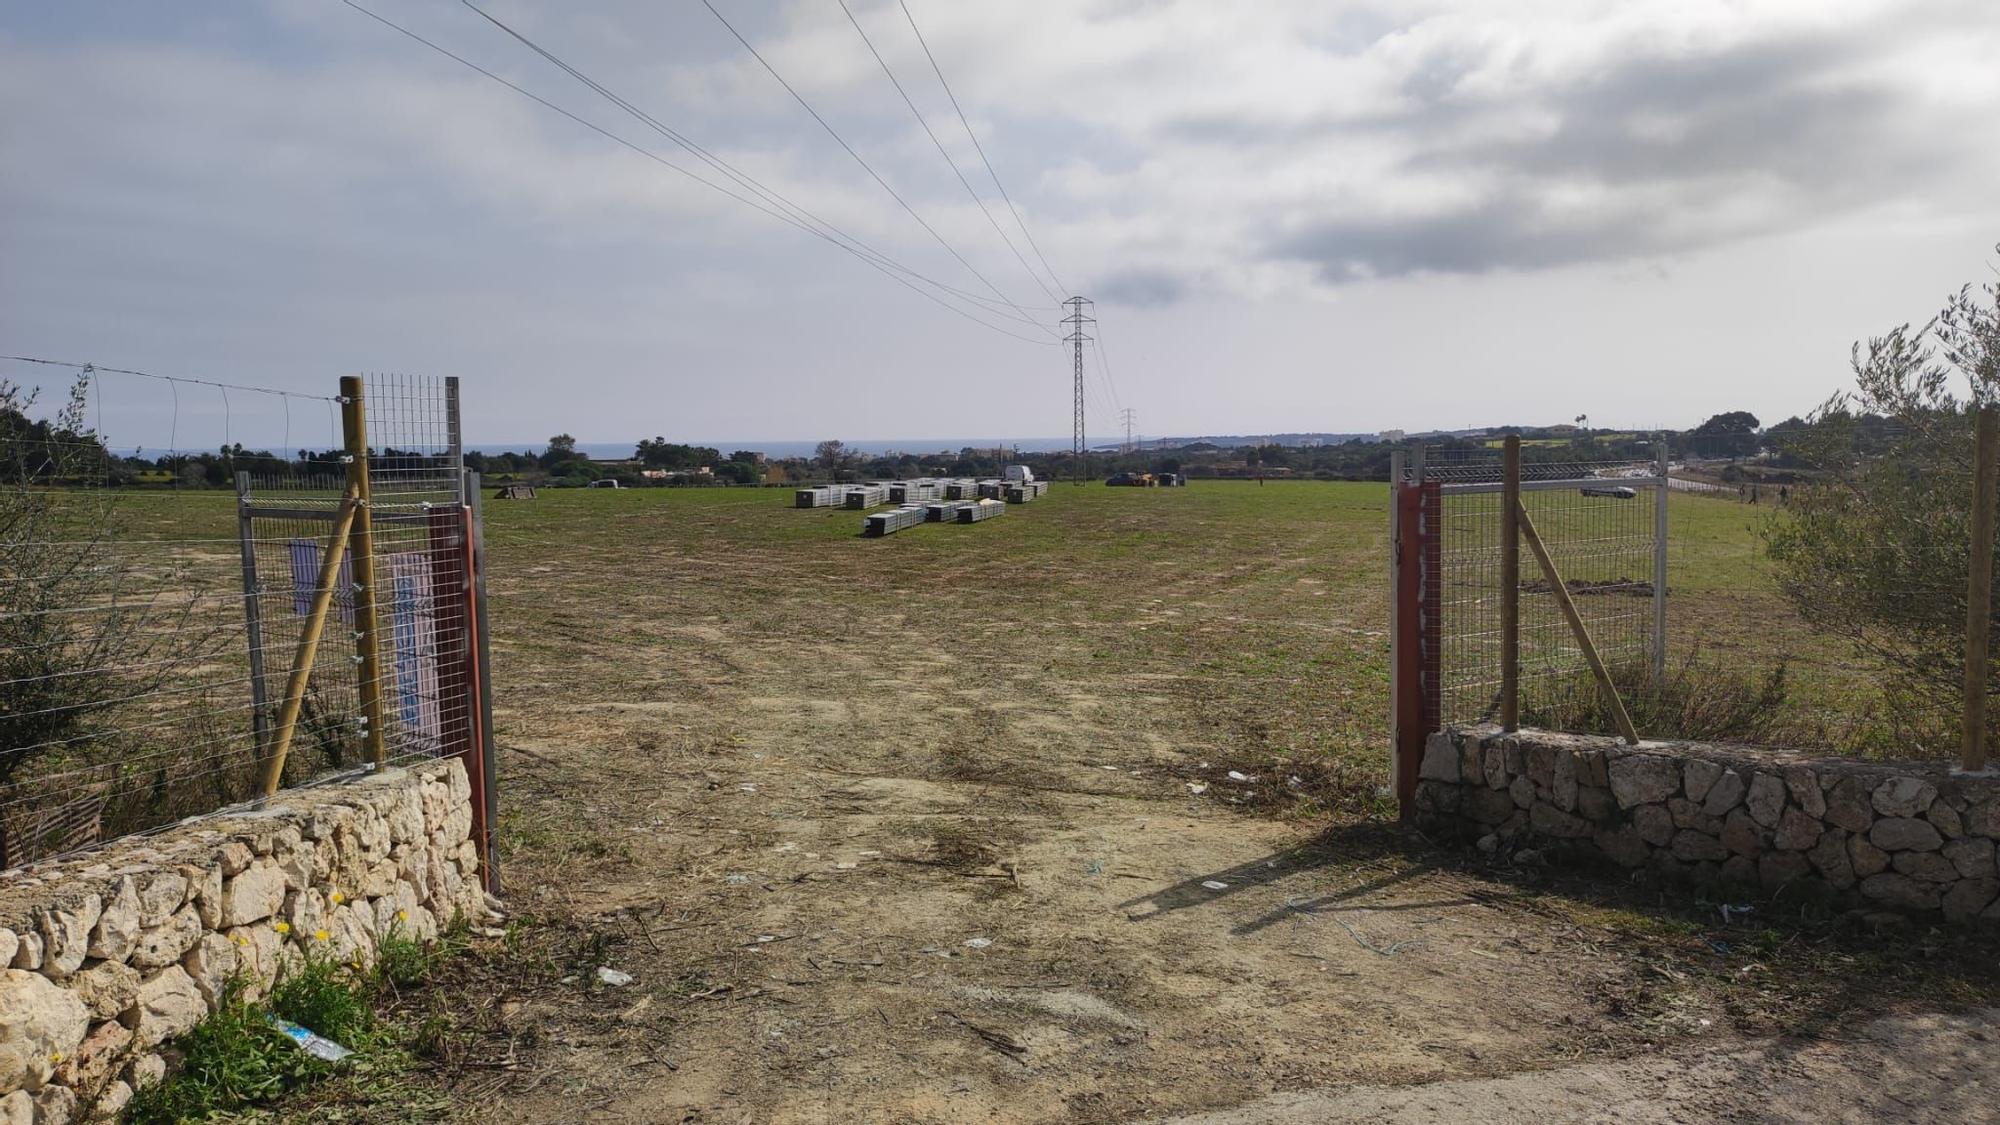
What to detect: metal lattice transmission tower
<box><xmin>1061</xmin><ymin>296</ymin><xmax>1094</xmax><ymax>483</ymax></box>
<box><xmin>1121</xmin><ymin>408</ymin><xmax>1137</xmax><ymax>454</ymax></box>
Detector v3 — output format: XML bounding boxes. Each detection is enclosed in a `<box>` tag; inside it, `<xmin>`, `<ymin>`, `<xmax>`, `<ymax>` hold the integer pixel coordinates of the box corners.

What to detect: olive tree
<box><xmin>1766</xmin><ymin>248</ymin><xmax>2000</xmax><ymax>752</ymax></box>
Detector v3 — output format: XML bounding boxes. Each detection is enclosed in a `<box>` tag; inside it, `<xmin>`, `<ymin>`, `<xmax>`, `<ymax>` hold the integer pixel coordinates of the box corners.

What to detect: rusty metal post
<box><xmin>1963</xmin><ymin>406</ymin><xmax>1998</xmax><ymax>772</ymax></box>
<box><xmin>340</xmin><ymin>376</ymin><xmax>390</xmax><ymax>766</ymax></box>
<box><xmin>1501</xmin><ymin>435</ymin><xmax>1520</xmax><ymax>732</ymax></box>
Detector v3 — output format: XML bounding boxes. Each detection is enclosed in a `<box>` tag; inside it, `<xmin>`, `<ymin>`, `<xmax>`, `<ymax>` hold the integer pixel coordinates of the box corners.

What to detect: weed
<box><xmin>125</xmin><ymin>982</ymin><xmax>325</xmax><ymax>1124</ymax></box>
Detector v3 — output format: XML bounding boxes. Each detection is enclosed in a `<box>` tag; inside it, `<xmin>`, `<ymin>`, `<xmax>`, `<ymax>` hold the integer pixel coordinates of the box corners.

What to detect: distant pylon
<box><xmin>1061</xmin><ymin>297</ymin><xmax>1095</xmax><ymax>484</ymax></box>
<box><xmin>1120</xmin><ymin>408</ymin><xmax>1136</xmax><ymax>454</ymax></box>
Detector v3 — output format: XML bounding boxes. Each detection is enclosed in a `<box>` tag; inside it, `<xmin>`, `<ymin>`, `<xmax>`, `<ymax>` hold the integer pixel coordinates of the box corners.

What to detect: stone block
<box><xmin>1759</xmin><ymin>851</ymin><xmax>1812</xmax><ymax>892</ymax></box>
<box><xmin>31</xmin><ymin>1086</ymin><xmax>75</xmax><ymax>1125</ymax></box>
<box><xmin>1872</xmin><ymin>777</ymin><xmax>1937</xmax><ymax>818</ymax></box>
<box><xmin>1944</xmin><ymin>837</ymin><xmax>1997</xmax><ymax>879</ymax></box>
<box><xmin>218</xmin><ymin>840</ymin><xmax>253</xmax><ymax>877</ymax></box>
<box><xmin>1702</xmin><ymin>770</ymin><xmax>1746</xmax><ymax>817</ymax></box>
<box><xmin>1671</xmin><ymin>830</ymin><xmax>1729</xmax><ymax>863</ymax></box>
<box><xmin>1633</xmin><ymin>804</ymin><xmax>1675</xmax><ymax>846</ymax></box>
<box><xmin>1774</xmin><ymin>808</ymin><xmax>1823</xmax><ymax>851</ymax></box>
<box><xmin>1892</xmin><ymin>850</ymin><xmax>1959</xmax><ymax>883</ymax></box>
<box><xmin>50</xmin><ymin>1019</ymin><xmax>129</xmax><ymax>1097</ymax></box>
<box><xmin>0</xmin><ymin>1090</ymin><xmax>28</xmax><ymax>1125</ymax></box>
<box><xmin>1550</xmin><ymin>751</ymin><xmax>1578</xmax><ymax>812</ymax></box>
<box><xmin>129</xmin><ymin>906</ymin><xmax>202</xmax><ymax>970</ymax></box>
<box><xmin>1668</xmin><ymin>797</ymin><xmax>1721</xmax><ymax>834</ymax></box>
<box><xmin>182</xmin><ymin>864</ymin><xmax>223</xmax><ymax>930</ymax></box>
<box><xmin>1719</xmin><ymin>854</ymin><xmax>1758</xmax><ymax>888</ymax></box>
<box><xmin>0</xmin><ymin>930</ymin><xmax>14</xmax><ymax>971</ymax></box>
<box><xmin>1683</xmin><ymin>758</ymin><xmax>1723</xmax><ymax>803</ymax></box>
<box><xmin>1859</xmin><ymin>872</ymin><xmax>1943</xmax><ymax>912</ymax></box>
<box><xmin>132</xmin><ymin>966</ymin><xmax>205</xmax><ymax>1049</ymax></box>
<box><xmin>1871</xmin><ymin>817</ymin><xmax>1944</xmax><ymax>853</ymax></box>
<box><xmin>69</xmin><ymin>960</ymin><xmax>140</xmax><ymax>1022</ymax></box>
<box><xmin>1418</xmin><ymin>734</ymin><xmax>1460</xmax><ymax>783</ymax></box>
<box><xmin>37</xmin><ymin>896</ymin><xmax>103</xmax><ymax>980</ymax></box>
<box><xmin>86</xmin><ymin>878</ymin><xmax>141</xmax><ymax>963</ymax></box>
<box><xmin>220</xmin><ymin>864</ymin><xmax>287</xmax><ymax>928</ymax></box>
<box><xmin>10</xmin><ymin>932</ymin><xmax>41</xmax><ymax>972</ymax></box>
<box><xmin>1721</xmin><ymin>809</ymin><xmax>1764</xmax><ymax>858</ymax></box>
<box><xmin>1482</xmin><ymin>744</ymin><xmax>1509</xmax><ymax>790</ymax></box>
<box><xmin>1466</xmin><ymin>786</ymin><xmax>1516</xmax><ymax>825</ymax></box>
<box><xmin>1745</xmin><ymin>773</ymin><xmax>1787</xmax><ymax>829</ymax></box>
<box><xmin>0</xmin><ymin>969</ymin><xmax>90</xmax><ymax>1092</ymax></box>
<box><xmin>1576</xmin><ymin>786</ymin><xmax>1619</xmax><ymax>824</ymax></box>
<box><xmin>1849</xmin><ymin>833</ymin><xmax>1891</xmax><ymax>877</ymax></box>
<box><xmin>1594</xmin><ymin>825</ymin><xmax>1649</xmax><ymax>868</ymax></box>
<box><xmin>1783</xmin><ymin>766</ymin><xmax>1825</xmax><ymax>818</ymax></box>
<box><xmin>134</xmin><ymin>873</ymin><xmax>187</xmax><ymax>929</ymax></box>
<box><xmin>1928</xmin><ymin>801</ymin><xmax>1964</xmax><ymax>840</ymax></box>
<box><xmin>1808</xmin><ymin>827</ymin><xmax>1855</xmax><ymax>889</ymax></box>
<box><xmin>182</xmin><ymin>933</ymin><xmax>239</xmax><ymax>1008</ymax></box>
<box><xmin>1526</xmin><ymin>744</ymin><xmax>1555</xmax><ymax>788</ymax></box>
<box><xmin>1529</xmin><ymin>801</ymin><xmax>1591</xmax><ymax>839</ymax></box>
<box><xmin>1509</xmin><ymin>776</ymin><xmax>1536</xmax><ymax>810</ymax></box>
<box><xmin>1608</xmin><ymin>753</ymin><xmax>1681</xmax><ymax>808</ymax></box>
<box><xmin>1942</xmin><ymin>878</ymin><xmax>2000</xmax><ymax>922</ymax></box>
<box><xmin>1824</xmin><ymin>776</ymin><xmax>1874</xmax><ymax>834</ymax></box>
<box><xmin>1969</xmin><ymin>799</ymin><xmax>2000</xmax><ymax>839</ymax></box>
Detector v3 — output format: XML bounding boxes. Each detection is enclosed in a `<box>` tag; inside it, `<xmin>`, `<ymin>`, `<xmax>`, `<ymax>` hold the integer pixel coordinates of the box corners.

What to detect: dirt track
<box><xmin>438</xmin><ymin>487</ymin><xmax>1995</xmax><ymax>1123</ymax></box>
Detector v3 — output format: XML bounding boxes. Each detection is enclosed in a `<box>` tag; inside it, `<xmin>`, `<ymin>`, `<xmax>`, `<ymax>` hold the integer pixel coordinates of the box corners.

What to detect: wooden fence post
<box><xmin>1501</xmin><ymin>435</ymin><xmax>1520</xmax><ymax>732</ymax></box>
<box><xmin>340</xmin><ymin>376</ymin><xmax>390</xmax><ymax>766</ymax></box>
<box><xmin>1963</xmin><ymin>405</ymin><xmax>1998</xmax><ymax>772</ymax></box>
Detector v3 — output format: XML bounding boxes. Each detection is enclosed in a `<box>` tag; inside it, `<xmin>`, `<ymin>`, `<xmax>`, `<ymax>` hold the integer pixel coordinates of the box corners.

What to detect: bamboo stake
<box><xmin>1501</xmin><ymin>435</ymin><xmax>1520</xmax><ymax>732</ymax></box>
<box><xmin>258</xmin><ymin>492</ymin><xmax>360</xmax><ymax>798</ymax></box>
<box><xmin>1963</xmin><ymin>405</ymin><xmax>1998</xmax><ymax>772</ymax></box>
<box><xmin>1518</xmin><ymin>501</ymin><xmax>1640</xmax><ymax>745</ymax></box>
<box><xmin>341</xmin><ymin>376</ymin><xmax>390</xmax><ymax>766</ymax></box>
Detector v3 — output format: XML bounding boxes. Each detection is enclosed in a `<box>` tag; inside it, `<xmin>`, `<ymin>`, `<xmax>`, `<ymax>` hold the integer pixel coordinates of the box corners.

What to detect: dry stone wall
<box><xmin>0</xmin><ymin>761</ymin><xmax>485</xmax><ymax>1123</ymax></box>
<box><xmin>1415</xmin><ymin>728</ymin><xmax>2000</xmax><ymax>926</ymax></box>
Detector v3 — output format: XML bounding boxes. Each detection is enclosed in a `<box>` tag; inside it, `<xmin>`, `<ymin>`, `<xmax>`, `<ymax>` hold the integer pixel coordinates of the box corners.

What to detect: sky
<box><xmin>2</xmin><ymin>0</ymin><xmax>1998</xmax><ymax>452</ymax></box>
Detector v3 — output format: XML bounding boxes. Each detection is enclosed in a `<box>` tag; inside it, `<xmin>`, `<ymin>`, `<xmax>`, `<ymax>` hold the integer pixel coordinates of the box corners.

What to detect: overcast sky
<box><xmin>3</xmin><ymin>0</ymin><xmax>1998</xmax><ymax>450</ymax></box>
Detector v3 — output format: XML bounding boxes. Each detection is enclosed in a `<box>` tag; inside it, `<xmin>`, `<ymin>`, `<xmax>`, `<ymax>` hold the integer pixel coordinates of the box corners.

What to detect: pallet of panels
<box><xmin>795</xmin><ymin>487</ymin><xmax>841</xmax><ymax>508</ymax></box>
<box><xmin>845</xmin><ymin>484</ymin><xmax>888</xmax><ymax>509</ymax></box>
<box><xmin>925</xmin><ymin>501</ymin><xmax>972</xmax><ymax>522</ymax></box>
<box><xmin>977</xmin><ymin>481</ymin><xmax>1004</xmax><ymax>500</ymax></box>
<box><xmin>957</xmin><ymin>499</ymin><xmax>1006</xmax><ymax>523</ymax></box>
<box><xmin>1005</xmin><ymin>485</ymin><xmax>1032</xmax><ymax>504</ymax></box>
<box><xmin>944</xmin><ymin>480</ymin><xmax>976</xmax><ymax>500</ymax></box>
<box><xmin>863</xmin><ymin>504</ymin><xmax>927</xmax><ymax>537</ymax></box>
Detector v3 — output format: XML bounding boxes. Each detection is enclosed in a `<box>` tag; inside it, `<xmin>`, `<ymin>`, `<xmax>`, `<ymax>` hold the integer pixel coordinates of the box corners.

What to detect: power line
<box><xmin>454</xmin><ymin>2</ymin><xmax>1046</xmax><ymax>329</ymax></box>
<box><xmin>0</xmin><ymin>356</ymin><xmax>338</xmax><ymax>402</ymax></box>
<box><xmin>897</xmin><ymin>0</ymin><xmax>1067</xmax><ymax>298</ymax></box>
<box><xmin>698</xmin><ymin>0</ymin><xmax>1055</xmax><ymax>336</ymax></box>
<box><xmin>836</xmin><ymin>0</ymin><xmax>1061</xmax><ymax>307</ymax></box>
<box><xmin>342</xmin><ymin>2</ymin><xmax>1052</xmax><ymax>345</ymax></box>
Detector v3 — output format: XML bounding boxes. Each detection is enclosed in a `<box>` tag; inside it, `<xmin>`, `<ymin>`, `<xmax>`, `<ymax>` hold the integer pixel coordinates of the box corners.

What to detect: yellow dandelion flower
<box><xmin>396</xmin><ymin>910</ymin><xmax>409</xmax><ymax>922</ymax></box>
<box><xmin>329</xmin><ymin>891</ymin><xmax>345</xmax><ymax>905</ymax></box>
<box><xmin>49</xmin><ymin>1051</ymin><xmax>63</xmax><ymax>1065</ymax></box>
<box><xmin>313</xmin><ymin>929</ymin><xmax>331</xmax><ymax>942</ymax></box>
<box><xmin>272</xmin><ymin>920</ymin><xmax>291</xmax><ymax>934</ymax></box>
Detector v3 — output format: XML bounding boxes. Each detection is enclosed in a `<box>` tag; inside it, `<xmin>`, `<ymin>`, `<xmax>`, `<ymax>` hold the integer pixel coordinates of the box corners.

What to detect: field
<box><xmin>72</xmin><ymin>481</ymin><xmax>1999</xmax><ymax>1120</ymax></box>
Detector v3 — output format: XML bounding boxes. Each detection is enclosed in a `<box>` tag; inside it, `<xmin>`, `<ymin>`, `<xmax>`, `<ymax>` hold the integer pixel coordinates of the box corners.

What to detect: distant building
<box><xmin>1379</xmin><ymin>429</ymin><xmax>1406</xmax><ymax>443</ymax></box>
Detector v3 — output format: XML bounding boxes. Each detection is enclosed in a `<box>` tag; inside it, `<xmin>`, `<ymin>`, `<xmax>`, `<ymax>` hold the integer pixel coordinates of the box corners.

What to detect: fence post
<box><xmin>465</xmin><ymin>469</ymin><xmax>501</xmax><ymax>893</ymax></box>
<box><xmin>1963</xmin><ymin>406</ymin><xmax>1998</xmax><ymax>772</ymax></box>
<box><xmin>1653</xmin><ymin>436</ymin><xmax>1670</xmax><ymax>686</ymax></box>
<box><xmin>235</xmin><ymin>470</ymin><xmax>270</xmax><ymax>758</ymax></box>
<box><xmin>1501</xmin><ymin>436</ymin><xmax>1520</xmax><ymax>732</ymax></box>
<box><xmin>340</xmin><ymin>376</ymin><xmax>390</xmax><ymax>767</ymax></box>
<box><xmin>1389</xmin><ymin>450</ymin><xmax>1405</xmax><ymax>804</ymax></box>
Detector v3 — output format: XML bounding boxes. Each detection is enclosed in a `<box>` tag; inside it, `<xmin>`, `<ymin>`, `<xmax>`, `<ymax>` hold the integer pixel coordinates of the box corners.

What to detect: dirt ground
<box><xmin>390</xmin><ymin>485</ymin><xmax>1996</xmax><ymax>1124</ymax></box>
